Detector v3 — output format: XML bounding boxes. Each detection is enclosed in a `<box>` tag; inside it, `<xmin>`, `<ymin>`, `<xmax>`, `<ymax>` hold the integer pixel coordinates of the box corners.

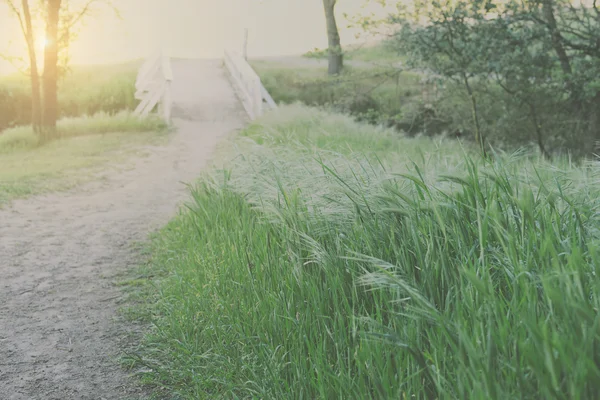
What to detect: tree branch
<box><xmin>4</xmin><ymin>0</ymin><xmax>28</xmax><ymax>38</ymax></box>
<box><xmin>0</xmin><ymin>53</ymin><xmax>29</xmax><ymax>76</ymax></box>
<box><xmin>58</xmin><ymin>0</ymin><xmax>120</xmax><ymax>44</ymax></box>
<box><xmin>58</xmin><ymin>0</ymin><xmax>96</xmax><ymax>43</ymax></box>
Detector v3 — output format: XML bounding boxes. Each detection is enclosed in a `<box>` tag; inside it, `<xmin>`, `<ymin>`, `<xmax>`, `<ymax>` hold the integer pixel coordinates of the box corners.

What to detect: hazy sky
<box><xmin>0</xmin><ymin>0</ymin><xmax>387</xmax><ymax>75</ymax></box>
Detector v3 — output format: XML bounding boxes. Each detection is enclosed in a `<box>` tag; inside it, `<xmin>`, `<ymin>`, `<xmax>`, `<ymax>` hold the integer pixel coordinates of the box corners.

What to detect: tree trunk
<box><xmin>528</xmin><ymin>102</ymin><xmax>551</xmax><ymax>159</ymax></box>
<box><xmin>42</xmin><ymin>0</ymin><xmax>62</xmax><ymax>139</ymax></box>
<box><xmin>588</xmin><ymin>93</ymin><xmax>600</xmax><ymax>154</ymax></box>
<box><xmin>542</xmin><ymin>0</ymin><xmax>572</xmax><ymax>76</ymax></box>
<box><xmin>21</xmin><ymin>0</ymin><xmax>42</xmax><ymax>134</ymax></box>
<box><xmin>322</xmin><ymin>0</ymin><xmax>343</xmax><ymax>75</ymax></box>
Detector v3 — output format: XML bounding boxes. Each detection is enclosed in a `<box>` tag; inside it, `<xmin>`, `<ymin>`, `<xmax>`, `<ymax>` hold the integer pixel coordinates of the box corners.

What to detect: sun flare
<box><xmin>38</xmin><ymin>36</ymin><xmax>50</xmax><ymax>51</ymax></box>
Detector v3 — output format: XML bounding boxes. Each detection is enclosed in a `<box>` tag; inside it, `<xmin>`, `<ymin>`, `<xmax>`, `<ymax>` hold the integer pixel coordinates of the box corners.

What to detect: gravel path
<box><xmin>0</xmin><ymin>59</ymin><xmax>246</xmax><ymax>400</ymax></box>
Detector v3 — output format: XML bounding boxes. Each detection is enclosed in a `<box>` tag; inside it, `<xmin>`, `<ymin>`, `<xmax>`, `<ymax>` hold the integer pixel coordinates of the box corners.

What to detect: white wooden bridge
<box><xmin>133</xmin><ymin>50</ymin><xmax>277</xmax><ymax>123</ymax></box>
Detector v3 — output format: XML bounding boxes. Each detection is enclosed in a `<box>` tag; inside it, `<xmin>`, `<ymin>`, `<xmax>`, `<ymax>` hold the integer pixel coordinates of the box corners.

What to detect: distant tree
<box><xmin>322</xmin><ymin>0</ymin><xmax>343</xmax><ymax>75</ymax></box>
<box><xmin>42</xmin><ymin>0</ymin><xmax>61</xmax><ymax>136</ymax></box>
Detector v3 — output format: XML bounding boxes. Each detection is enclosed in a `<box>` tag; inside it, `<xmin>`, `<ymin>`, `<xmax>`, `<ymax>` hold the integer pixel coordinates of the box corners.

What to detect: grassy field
<box><xmin>124</xmin><ymin>104</ymin><xmax>600</xmax><ymax>399</ymax></box>
<box><xmin>250</xmin><ymin>58</ymin><xmax>430</xmax><ymax>133</ymax></box>
<box><xmin>0</xmin><ymin>112</ymin><xmax>168</xmax><ymax>205</ymax></box>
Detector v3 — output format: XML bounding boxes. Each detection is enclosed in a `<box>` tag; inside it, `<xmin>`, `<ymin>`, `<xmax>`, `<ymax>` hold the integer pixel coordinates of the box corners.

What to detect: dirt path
<box><xmin>0</xmin><ymin>59</ymin><xmax>247</xmax><ymax>400</ymax></box>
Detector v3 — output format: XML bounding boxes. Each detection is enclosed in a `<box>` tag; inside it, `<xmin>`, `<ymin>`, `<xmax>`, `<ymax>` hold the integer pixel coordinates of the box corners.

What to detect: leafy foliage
<box><xmin>382</xmin><ymin>0</ymin><xmax>600</xmax><ymax>157</ymax></box>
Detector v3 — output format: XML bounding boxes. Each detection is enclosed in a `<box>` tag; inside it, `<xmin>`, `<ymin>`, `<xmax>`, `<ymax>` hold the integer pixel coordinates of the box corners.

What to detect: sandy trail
<box><xmin>0</xmin><ymin>59</ymin><xmax>246</xmax><ymax>400</ymax></box>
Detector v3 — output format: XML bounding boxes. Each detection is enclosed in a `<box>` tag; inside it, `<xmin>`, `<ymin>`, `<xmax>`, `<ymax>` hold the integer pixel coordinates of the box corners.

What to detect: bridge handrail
<box><xmin>223</xmin><ymin>49</ymin><xmax>276</xmax><ymax>120</ymax></box>
<box><xmin>134</xmin><ymin>51</ymin><xmax>173</xmax><ymax>122</ymax></box>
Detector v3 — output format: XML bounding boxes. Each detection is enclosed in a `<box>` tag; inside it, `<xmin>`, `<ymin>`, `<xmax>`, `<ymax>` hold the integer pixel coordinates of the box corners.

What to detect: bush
<box><xmin>0</xmin><ymin>84</ymin><xmax>33</xmax><ymax>131</ymax></box>
<box><xmin>0</xmin><ymin>61</ymin><xmax>140</xmax><ymax>133</ymax></box>
<box><xmin>0</xmin><ymin>125</ymin><xmax>39</xmax><ymax>153</ymax></box>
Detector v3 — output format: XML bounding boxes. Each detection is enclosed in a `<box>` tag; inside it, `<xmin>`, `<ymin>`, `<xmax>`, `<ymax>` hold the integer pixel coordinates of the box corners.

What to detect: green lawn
<box><xmin>124</xmin><ymin>104</ymin><xmax>600</xmax><ymax>399</ymax></box>
<box><xmin>0</xmin><ymin>112</ymin><xmax>169</xmax><ymax>205</ymax></box>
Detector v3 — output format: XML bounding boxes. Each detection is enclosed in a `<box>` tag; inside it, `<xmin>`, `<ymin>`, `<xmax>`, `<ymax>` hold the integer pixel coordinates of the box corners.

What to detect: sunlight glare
<box><xmin>39</xmin><ymin>36</ymin><xmax>49</xmax><ymax>51</ymax></box>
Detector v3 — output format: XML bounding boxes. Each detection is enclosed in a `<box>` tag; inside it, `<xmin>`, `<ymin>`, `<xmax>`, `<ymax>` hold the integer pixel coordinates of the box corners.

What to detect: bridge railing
<box><xmin>134</xmin><ymin>51</ymin><xmax>173</xmax><ymax>122</ymax></box>
<box><xmin>223</xmin><ymin>49</ymin><xmax>277</xmax><ymax>120</ymax></box>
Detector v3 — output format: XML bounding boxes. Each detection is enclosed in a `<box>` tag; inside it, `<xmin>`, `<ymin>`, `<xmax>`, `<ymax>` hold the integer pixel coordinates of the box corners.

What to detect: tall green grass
<box><xmin>129</xmin><ymin>105</ymin><xmax>600</xmax><ymax>399</ymax></box>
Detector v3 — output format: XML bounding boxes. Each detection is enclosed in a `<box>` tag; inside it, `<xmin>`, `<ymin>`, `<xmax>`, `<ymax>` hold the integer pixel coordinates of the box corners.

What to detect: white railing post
<box><xmin>134</xmin><ymin>50</ymin><xmax>173</xmax><ymax>123</ymax></box>
<box><xmin>223</xmin><ymin>49</ymin><xmax>276</xmax><ymax>121</ymax></box>
<box><xmin>253</xmin><ymin>75</ymin><xmax>262</xmax><ymax>119</ymax></box>
<box><xmin>162</xmin><ymin>80</ymin><xmax>172</xmax><ymax>122</ymax></box>
<box><xmin>161</xmin><ymin>53</ymin><xmax>173</xmax><ymax>122</ymax></box>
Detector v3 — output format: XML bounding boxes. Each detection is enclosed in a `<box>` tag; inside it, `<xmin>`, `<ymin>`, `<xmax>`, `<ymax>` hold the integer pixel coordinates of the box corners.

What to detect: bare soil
<box><xmin>0</xmin><ymin>59</ymin><xmax>246</xmax><ymax>400</ymax></box>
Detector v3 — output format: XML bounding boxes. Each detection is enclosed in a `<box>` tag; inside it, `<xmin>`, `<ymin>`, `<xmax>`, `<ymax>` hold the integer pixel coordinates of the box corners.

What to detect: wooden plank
<box><xmin>224</xmin><ymin>50</ymin><xmax>256</xmax><ymax>119</ymax></box>
<box><xmin>261</xmin><ymin>84</ymin><xmax>277</xmax><ymax>109</ymax></box>
<box><xmin>223</xmin><ymin>49</ymin><xmax>276</xmax><ymax>120</ymax></box>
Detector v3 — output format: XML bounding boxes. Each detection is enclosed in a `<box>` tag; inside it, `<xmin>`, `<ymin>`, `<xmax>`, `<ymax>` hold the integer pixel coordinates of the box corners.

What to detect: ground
<box><xmin>0</xmin><ymin>59</ymin><xmax>246</xmax><ymax>400</ymax></box>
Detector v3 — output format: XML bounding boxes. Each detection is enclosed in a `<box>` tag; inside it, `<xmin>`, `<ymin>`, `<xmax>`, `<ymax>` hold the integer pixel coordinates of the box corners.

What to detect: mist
<box><xmin>0</xmin><ymin>0</ymin><xmax>383</xmax><ymax>75</ymax></box>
